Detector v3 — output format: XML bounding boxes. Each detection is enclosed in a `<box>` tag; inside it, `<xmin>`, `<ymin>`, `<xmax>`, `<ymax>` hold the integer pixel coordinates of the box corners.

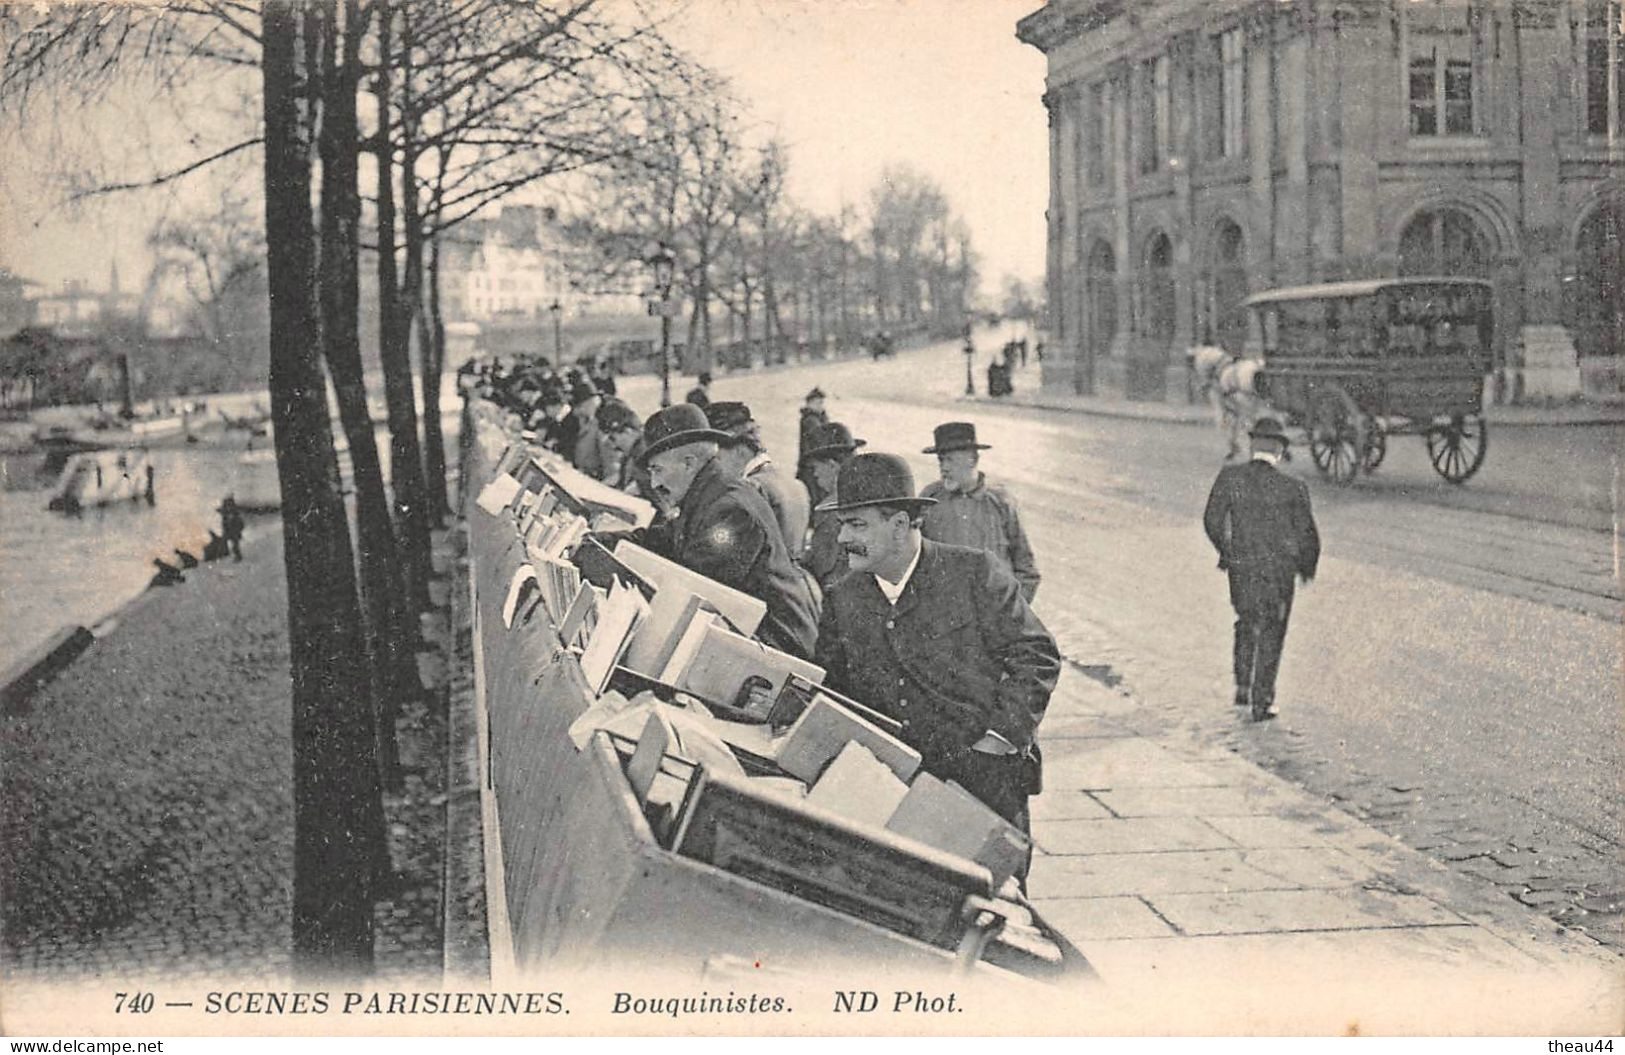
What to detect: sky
<box><xmin>0</xmin><ymin>0</ymin><xmax>1050</xmax><ymax>296</ymax></box>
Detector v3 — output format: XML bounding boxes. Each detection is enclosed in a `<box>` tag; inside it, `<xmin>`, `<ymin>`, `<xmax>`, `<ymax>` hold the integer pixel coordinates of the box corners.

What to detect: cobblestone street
<box><xmin>0</xmin><ymin>527</ymin><xmax>450</xmax><ymax>983</ymax></box>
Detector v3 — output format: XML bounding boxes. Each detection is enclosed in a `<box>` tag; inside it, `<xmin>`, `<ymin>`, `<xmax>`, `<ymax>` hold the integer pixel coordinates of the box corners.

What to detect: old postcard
<box><xmin>0</xmin><ymin>0</ymin><xmax>1621</xmax><ymax>1039</ymax></box>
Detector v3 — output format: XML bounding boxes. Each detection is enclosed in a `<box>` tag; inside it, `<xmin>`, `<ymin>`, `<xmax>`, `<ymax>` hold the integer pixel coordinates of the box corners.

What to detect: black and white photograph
<box><xmin>0</xmin><ymin>0</ymin><xmax>1620</xmax><ymax>1039</ymax></box>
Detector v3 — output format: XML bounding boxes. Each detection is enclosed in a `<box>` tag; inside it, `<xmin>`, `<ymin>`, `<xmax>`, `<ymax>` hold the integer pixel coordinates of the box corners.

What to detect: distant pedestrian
<box><xmin>683</xmin><ymin>371</ymin><xmax>713</xmax><ymax>409</ymax></box>
<box><xmin>918</xmin><ymin>422</ymin><xmax>1040</xmax><ymax>602</ymax></box>
<box><xmin>796</xmin><ymin>387</ymin><xmax>830</xmax><ymax>499</ymax></box>
<box><xmin>1202</xmin><ymin>418</ymin><xmax>1321</xmax><ymax>722</ymax></box>
<box><xmin>218</xmin><ymin>496</ymin><xmax>245</xmax><ymax>562</ymax></box>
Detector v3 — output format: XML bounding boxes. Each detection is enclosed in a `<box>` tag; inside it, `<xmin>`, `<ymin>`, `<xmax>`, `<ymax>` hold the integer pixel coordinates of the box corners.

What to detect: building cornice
<box><xmin>1017</xmin><ymin>0</ymin><xmax>1130</xmax><ymax>53</ymax></box>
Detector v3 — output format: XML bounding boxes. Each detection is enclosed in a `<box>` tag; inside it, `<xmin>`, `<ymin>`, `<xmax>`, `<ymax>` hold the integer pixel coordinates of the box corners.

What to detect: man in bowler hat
<box><xmin>1203</xmin><ymin>418</ymin><xmax>1320</xmax><ymax>722</ymax></box>
<box><xmin>919</xmin><ymin>422</ymin><xmax>1040</xmax><ymax>601</ymax></box>
<box><xmin>799</xmin><ymin>422</ymin><xmax>866</xmax><ymax>589</ymax></box>
<box><xmin>639</xmin><ymin>404</ymin><xmax>820</xmax><ymax>659</ymax></box>
<box><xmin>705</xmin><ymin>401</ymin><xmax>810</xmax><ymax>560</ymax></box>
<box><xmin>814</xmin><ymin>452</ymin><xmax>1060</xmax><ymax>865</ymax></box>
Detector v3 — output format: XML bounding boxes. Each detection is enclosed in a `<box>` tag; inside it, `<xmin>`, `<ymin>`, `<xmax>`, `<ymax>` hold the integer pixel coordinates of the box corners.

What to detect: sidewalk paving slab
<box><xmin>1150</xmin><ymin>887</ymin><xmax>1466</xmax><ymax>935</ymax></box>
<box><xmin>1039</xmin><ymin>816</ymin><xmax>1239</xmax><ymax>856</ymax></box>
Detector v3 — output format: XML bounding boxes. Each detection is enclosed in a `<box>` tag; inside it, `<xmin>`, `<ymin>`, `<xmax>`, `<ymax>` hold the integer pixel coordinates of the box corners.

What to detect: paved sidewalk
<box><xmin>964</xmin><ymin>386</ymin><xmax>1625</xmax><ymax>429</ymax></box>
<box><xmin>1025</xmin><ymin>662</ymin><xmax>1620</xmax><ymax>1031</ymax></box>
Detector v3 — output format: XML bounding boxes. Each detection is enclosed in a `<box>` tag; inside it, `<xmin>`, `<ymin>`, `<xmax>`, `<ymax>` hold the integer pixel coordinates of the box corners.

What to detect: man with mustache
<box><xmin>814</xmin><ymin>452</ymin><xmax>1060</xmax><ymax>868</ymax></box>
<box><xmin>638</xmin><ymin>404</ymin><xmax>820</xmax><ymax>659</ymax></box>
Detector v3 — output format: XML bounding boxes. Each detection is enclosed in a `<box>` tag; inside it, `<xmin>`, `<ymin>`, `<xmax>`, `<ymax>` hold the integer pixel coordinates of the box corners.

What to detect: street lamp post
<box><xmin>650</xmin><ymin>243</ymin><xmax>676</xmax><ymax>408</ymax></box>
<box><xmin>548</xmin><ymin>299</ymin><xmax>563</xmax><ymax>369</ymax></box>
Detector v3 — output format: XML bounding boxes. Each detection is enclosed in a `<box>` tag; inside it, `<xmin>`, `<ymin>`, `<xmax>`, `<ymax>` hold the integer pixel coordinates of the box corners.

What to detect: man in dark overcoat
<box><xmin>800</xmin><ymin>422</ymin><xmax>865</xmax><ymax>590</ymax></box>
<box><xmin>795</xmin><ymin>387</ymin><xmax>830</xmax><ymax>500</ymax></box>
<box><xmin>1202</xmin><ymin>417</ymin><xmax>1321</xmax><ymax>722</ymax></box>
<box><xmin>705</xmin><ymin>401</ymin><xmax>810</xmax><ymax>561</ymax></box>
<box><xmin>814</xmin><ymin>452</ymin><xmax>1060</xmax><ymax>861</ymax></box>
<box><xmin>640</xmin><ymin>404</ymin><xmax>820</xmax><ymax>659</ymax></box>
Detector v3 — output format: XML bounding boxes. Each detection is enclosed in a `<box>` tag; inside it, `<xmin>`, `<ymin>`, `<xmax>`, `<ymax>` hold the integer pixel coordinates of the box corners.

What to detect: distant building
<box><xmin>1018</xmin><ymin>0</ymin><xmax>1625</xmax><ymax>402</ymax></box>
<box><xmin>0</xmin><ymin>267</ymin><xmax>35</xmax><ymax>338</ymax></box>
<box><xmin>26</xmin><ymin>262</ymin><xmax>143</xmax><ymax>339</ymax></box>
<box><xmin>439</xmin><ymin>204</ymin><xmax>569</xmax><ymax>323</ymax></box>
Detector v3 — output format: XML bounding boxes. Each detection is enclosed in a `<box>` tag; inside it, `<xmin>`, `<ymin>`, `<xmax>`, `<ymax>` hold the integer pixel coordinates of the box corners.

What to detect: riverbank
<box><xmin>0</xmin><ymin>524</ymin><xmax>448</xmax><ymax>983</ymax></box>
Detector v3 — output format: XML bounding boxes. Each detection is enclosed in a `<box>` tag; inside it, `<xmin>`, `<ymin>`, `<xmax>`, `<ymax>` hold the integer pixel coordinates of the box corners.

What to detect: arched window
<box><xmin>1143</xmin><ymin>232</ymin><xmax>1177</xmax><ymax>343</ymax></box>
<box><xmin>1571</xmin><ymin>205</ymin><xmax>1622</xmax><ymax>359</ymax></box>
<box><xmin>1210</xmin><ymin>220</ymin><xmax>1248</xmax><ymax>353</ymax></box>
<box><xmin>1086</xmin><ymin>239</ymin><xmax>1118</xmax><ymax>349</ymax></box>
<box><xmin>1399</xmin><ymin>208</ymin><xmax>1488</xmax><ymax>277</ymax></box>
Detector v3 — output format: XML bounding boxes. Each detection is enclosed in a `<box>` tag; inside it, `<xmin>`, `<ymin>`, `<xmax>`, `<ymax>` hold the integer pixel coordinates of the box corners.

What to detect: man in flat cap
<box><xmin>799</xmin><ymin>422</ymin><xmax>865</xmax><ymax>590</ymax></box>
<box><xmin>919</xmin><ymin>421</ymin><xmax>1040</xmax><ymax>602</ymax></box>
<box><xmin>796</xmin><ymin>387</ymin><xmax>830</xmax><ymax>502</ymax></box>
<box><xmin>640</xmin><ymin>404</ymin><xmax>820</xmax><ymax>658</ymax></box>
<box><xmin>705</xmin><ymin>401</ymin><xmax>810</xmax><ymax>560</ymax></box>
<box><xmin>1203</xmin><ymin>417</ymin><xmax>1320</xmax><ymax>723</ymax></box>
<box><xmin>815</xmin><ymin>452</ymin><xmax>1060</xmax><ymax>858</ymax></box>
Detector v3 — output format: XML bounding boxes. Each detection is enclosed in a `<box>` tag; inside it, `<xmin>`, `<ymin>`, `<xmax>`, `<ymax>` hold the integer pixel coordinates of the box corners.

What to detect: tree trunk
<box><xmin>318</xmin><ymin>0</ymin><xmax>402</xmax><ymax>796</ymax></box>
<box><xmin>420</xmin><ymin>232</ymin><xmax>450</xmax><ymax>521</ymax></box>
<box><xmin>262</xmin><ymin>0</ymin><xmax>378</xmax><ymax>979</ymax></box>
<box><xmin>385</xmin><ymin>0</ymin><xmax>434</xmax><ymax>608</ymax></box>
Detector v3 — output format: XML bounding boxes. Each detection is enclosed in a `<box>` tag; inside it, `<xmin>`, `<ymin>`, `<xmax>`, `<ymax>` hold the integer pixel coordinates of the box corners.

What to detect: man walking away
<box><xmin>919</xmin><ymin>422</ymin><xmax>1040</xmax><ymax>601</ymax></box>
<box><xmin>1202</xmin><ymin>418</ymin><xmax>1320</xmax><ymax>722</ymax></box>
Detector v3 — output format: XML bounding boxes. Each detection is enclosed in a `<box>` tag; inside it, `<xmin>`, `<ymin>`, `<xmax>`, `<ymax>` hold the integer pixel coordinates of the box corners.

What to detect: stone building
<box><xmin>1017</xmin><ymin>0</ymin><xmax>1624</xmax><ymax>402</ymax></box>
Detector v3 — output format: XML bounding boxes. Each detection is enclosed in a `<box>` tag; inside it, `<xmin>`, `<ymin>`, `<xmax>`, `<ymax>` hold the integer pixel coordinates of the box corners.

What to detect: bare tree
<box><xmin>262</xmin><ymin>0</ymin><xmax>380</xmax><ymax>977</ymax></box>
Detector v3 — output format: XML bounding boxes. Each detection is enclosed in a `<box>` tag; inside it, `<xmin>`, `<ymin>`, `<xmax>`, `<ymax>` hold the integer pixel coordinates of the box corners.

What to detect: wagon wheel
<box><xmin>1308</xmin><ymin>388</ymin><xmax>1367</xmax><ymax>484</ymax></box>
<box><xmin>1362</xmin><ymin>426</ymin><xmax>1387</xmax><ymax>472</ymax></box>
<box><xmin>1425</xmin><ymin>414</ymin><xmax>1488</xmax><ymax>484</ymax></box>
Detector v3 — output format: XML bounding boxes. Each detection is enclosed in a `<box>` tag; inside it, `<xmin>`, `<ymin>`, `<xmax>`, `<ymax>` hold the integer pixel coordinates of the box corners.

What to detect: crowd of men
<box><xmin>467</xmin><ymin>353</ymin><xmax>1057</xmax><ymax>880</ymax></box>
<box><xmin>465</xmin><ymin>344</ymin><xmax>1326</xmax><ymax>883</ymax></box>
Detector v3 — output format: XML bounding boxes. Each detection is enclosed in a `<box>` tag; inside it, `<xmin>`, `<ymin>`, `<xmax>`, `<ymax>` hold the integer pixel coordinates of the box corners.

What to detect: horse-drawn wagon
<box><xmin>1243</xmin><ymin>277</ymin><xmax>1495</xmax><ymax>484</ymax></box>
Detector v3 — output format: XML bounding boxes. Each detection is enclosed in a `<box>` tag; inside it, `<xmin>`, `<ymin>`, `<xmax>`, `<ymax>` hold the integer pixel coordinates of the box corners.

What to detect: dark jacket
<box><xmin>665</xmin><ymin>457</ymin><xmax>820</xmax><ymax>659</ymax></box>
<box><xmin>814</xmin><ymin>539</ymin><xmax>1060</xmax><ymax>769</ymax></box>
<box><xmin>795</xmin><ymin>406</ymin><xmax>829</xmax><ymax>493</ymax></box>
<box><xmin>744</xmin><ymin>455</ymin><xmax>810</xmax><ymax>560</ymax></box>
<box><xmin>1203</xmin><ymin>459</ymin><xmax>1320</xmax><ymax>585</ymax></box>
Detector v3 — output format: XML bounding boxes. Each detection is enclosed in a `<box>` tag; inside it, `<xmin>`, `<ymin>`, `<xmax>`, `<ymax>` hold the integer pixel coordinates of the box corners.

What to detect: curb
<box><xmin>0</xmin><ymin>625</ymin><xmax>94</xmax><ymax>715</ymax></box>
<box><xmin>962</xmin><ymin>394</ymin><xmax>1625</xmax><ymax>430</ymax></box>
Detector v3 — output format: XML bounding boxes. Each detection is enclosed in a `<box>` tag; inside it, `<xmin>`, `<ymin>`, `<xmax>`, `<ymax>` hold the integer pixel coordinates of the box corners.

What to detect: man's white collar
<box><xmin>874</xmin><ymin>540</ymin><xmax>922</xmax><ymax>605</ymax></box>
